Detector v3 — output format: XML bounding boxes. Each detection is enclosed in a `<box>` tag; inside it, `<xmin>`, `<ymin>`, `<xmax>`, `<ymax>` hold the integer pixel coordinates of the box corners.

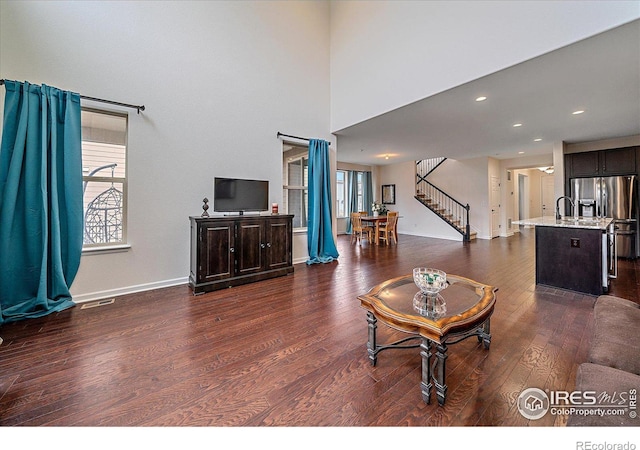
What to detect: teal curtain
<box><xmin>0</xmin><ymin>80</ymin><xmax>83</xmax><ymax>324</ymax></box>
<box><xmin>362</xmin><ymin>171</ymin><xmax>373</xmax><ymax>215</ymax></box>
<box><xmin>306</xmin><ymin>139</ymin><xmax>339</xmax><ymax>264</ymax></box>
<box><xmin>345</xmin><ymin>170</ymin><xmax>358</xmax><ymax>234</ymax></box>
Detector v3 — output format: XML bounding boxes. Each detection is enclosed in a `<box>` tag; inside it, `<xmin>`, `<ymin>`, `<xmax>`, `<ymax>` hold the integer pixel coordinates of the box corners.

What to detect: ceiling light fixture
<box><xmin>385</xmin><ymin>154</ymin><xmax>389</xmax><ymax>160</ymax></box>
<box><xmin>534</xmin><ymin>138</ymin><xmax>542</xmax><ymax>142</ymax></box>
<box><xmin>513</xmin><ymin>123</ymin><xmax>523</xmax><ymax>127</ymax></box>
<box><xmin>572</xmin><ymin>110</ymin><xmax>585</xmax><ymax>115</ymax></box>
<box><xmin>475</xmin><ymin>96</ymin><xmax>487</xmax><ymax>102</ymax></box>
<box><xmin>518</xmin><ymin>151</ymin><xmax>525</xmax><ymax>154</ymax></box>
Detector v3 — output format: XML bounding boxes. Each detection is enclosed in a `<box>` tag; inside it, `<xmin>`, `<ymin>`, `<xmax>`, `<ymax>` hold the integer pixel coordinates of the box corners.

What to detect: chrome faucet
<box><xmin>555</xmin><ymin>196</ymin><xmax>575</xmax><ymax>220</ymax></box>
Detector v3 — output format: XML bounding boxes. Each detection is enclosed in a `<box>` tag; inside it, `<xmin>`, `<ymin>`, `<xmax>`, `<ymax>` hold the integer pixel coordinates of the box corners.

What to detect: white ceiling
<box><xmin>333</xmin><ymin>19</ymin><xmax>640</xmax><ymax>166</ymax></box>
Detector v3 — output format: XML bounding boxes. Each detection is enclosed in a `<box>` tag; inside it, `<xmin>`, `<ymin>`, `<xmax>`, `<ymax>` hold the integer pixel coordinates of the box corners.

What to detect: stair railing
<box><xmin>415</xmin><ymin>160</ymin><xmax>471</xmax><ymax>241</ymax></box>
<box><xmin>416</xmin><ymin>157</ymin><xmax>446</xmax><ymax>183</ymax></box>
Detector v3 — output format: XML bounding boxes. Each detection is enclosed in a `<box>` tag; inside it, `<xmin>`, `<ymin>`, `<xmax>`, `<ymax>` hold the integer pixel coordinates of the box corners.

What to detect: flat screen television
<box><xmin>214</xmin><ymin>177</ymin><xmax>269</xmax><ymax>214</ymax></box>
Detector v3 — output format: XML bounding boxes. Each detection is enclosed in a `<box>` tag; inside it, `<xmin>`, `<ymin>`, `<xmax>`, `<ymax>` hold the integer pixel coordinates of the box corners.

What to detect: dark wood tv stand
<box><xmin>189</xmin><ymin>215</ymin><xmax>294</xmax><ymax>294</ymax></box>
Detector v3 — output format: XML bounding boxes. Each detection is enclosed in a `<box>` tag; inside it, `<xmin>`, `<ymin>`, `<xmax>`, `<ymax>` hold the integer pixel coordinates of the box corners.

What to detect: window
<box><xmin>81</xmin><ymin>109</ymin><xmax>128</xmax><ymax>248</ymax></box>
<box><xmin>283</xmin><ymin>144</ymin><xmax>308</xmax><ymax>229</ymax></box>
<box><xmin>336</xmin><ymin>170</ymin><xmax>366</xmax><ymax>216</ymax></box>
<box><xmin>356</xmin><ymin>172</ymin><xmax>364</xmax><ymax>212</ymax></box>
<box><xmin>336</xmin><ymin>170</ymin><xmax>346</xmax><ymax>217</ymax></box>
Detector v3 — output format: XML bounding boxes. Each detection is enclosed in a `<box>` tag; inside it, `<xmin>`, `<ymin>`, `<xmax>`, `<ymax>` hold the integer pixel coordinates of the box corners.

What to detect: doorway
<box><xmin>541</xmin><ymin>174</ymin><xmax>555</xmax><ymax>217</ymax></box>
<box><xmin>491</xmin><ymin>175</ymin><xmax>500</xmax><ymax>238</ymax></box>
<box><xmin>518</xmin><ymin>174</ymin><xmax>529</xmax><ymax>220</ymax></box>
<box><xmin>515</xmin><ymin>168</ymin><xmax>553</xmax><ymax>221</ymax></box>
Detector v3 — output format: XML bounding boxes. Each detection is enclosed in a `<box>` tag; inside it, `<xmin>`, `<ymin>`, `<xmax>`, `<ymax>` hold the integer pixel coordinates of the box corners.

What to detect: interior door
<box><xmin>518</xmin><ymin>174</ymin><xmax>529</xmax><ymax>220</ymax></box>
<box><xmin>541</xmin><ymin>175</ymin><xmax>555</xmax><ymax>217</ymax></box>
<box><xmin>491</xmin><ymin>175</ymin><xmax>500</xmax><ymax>238</ymax></box>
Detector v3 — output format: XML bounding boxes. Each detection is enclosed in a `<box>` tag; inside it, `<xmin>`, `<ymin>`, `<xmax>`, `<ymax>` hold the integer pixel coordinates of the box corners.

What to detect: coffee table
<box><xmin>358</xmin><ymin>273</ymin><xmax>497</xmax><ymax>405</ymax></box>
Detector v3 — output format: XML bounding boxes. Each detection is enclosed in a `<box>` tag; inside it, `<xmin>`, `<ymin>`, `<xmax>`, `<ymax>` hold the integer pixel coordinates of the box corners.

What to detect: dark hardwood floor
<box><xmin>0</xmin><ymin>228</ymin><xmax>638</xmax><ymax>429</ymax></box>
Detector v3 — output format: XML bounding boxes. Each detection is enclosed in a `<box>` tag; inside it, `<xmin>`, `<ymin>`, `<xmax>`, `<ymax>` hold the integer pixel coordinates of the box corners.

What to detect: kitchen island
<box><xmin>514</xmin><ymin>216</ymin><xmax>614</xmax><ymax>295</ymax></box>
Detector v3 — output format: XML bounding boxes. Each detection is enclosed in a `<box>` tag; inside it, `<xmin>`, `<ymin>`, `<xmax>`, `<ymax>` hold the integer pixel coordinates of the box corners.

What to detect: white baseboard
<box><xmin>71</xmin><ymin>277</ymin><xmax>189</xmax><ymax>304</ymax></box>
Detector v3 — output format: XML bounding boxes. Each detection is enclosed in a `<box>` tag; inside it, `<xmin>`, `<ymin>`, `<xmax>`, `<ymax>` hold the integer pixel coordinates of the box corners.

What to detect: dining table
<box><xmin>360</xmin><ymin>215</ymin><xmax>398</xmax><ymax>245</ymax></box>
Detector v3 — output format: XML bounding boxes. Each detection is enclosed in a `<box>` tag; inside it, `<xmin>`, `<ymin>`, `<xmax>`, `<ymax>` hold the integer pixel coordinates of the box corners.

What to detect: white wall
<box><xmin>0</xmin><ymin>1</ymin><xmax>331</xmax><ymax>301</ymax></box>
<box><xmin>329</xmin><ymin>0</ymin><xmax>640</xmax><ymax>131</ymax></box>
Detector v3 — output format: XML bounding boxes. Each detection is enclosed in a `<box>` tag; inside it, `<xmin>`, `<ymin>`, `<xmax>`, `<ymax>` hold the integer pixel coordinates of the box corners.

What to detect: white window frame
<box><xmin>283</xmin><ymin>144</ymin><xmax>308</xmax><ymax>230</ymax></box>
<box><xmin>336</xmin><ymin>170</ymin><xmax>366</xmax><ymax>216</ymax></box>
<box><xmin>356</xmin><ymin>172</ymin><xmax>364</xmax><ymax>213</ymax></box>
<box><xmin>81</xmin><ymin>108</ymin><xmax>129</xmax><ymax>252</ymax></box>
<box><xmin>336</xmin><ymin>169</ymin><xmax>347</xmax><ymax>218</ymax></box>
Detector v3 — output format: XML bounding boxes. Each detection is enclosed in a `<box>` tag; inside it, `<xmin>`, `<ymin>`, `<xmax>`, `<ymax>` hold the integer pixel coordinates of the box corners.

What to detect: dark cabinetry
<box><xmin>601</xmin><ymin>147</ymin><xmax>637</xmax><ymax>175</ymax></box>
<box><xmin>535</xmin><ymin>226</ymin><xmax>606</xmax><ymax>295</ymax></box>
<box><xmin>566</xmin><ymin>146</ymin><xmax>638</xmax><ymax>178</ymax></box>
<box><xmin>567</xmin><ymin>151</ymin><xmax>600</xmax><ymax>177</ymax></box>
<box><xmin>190</xmin><ymin>215</ymin><xmax>294</xmax><ymax>294</ymax></box>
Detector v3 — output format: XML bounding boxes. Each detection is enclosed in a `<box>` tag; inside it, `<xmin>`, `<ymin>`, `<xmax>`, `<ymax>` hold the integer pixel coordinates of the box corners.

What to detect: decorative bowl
<box><xmin>413</xmin><ymin>292</ymin><xmax>447</xmax><ymax>319</ymax></box>
<box><xmin>413</xmin><ymin>268</ymin><xmax>447</xmax><ymax>295</ymax></box>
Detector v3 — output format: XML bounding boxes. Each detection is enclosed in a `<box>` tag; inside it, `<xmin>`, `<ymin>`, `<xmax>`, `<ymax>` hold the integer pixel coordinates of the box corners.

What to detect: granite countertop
<box><xmin>513</xmin><ymin>216</ymin><xmax>613</xmax><ymax>230</ymax></box>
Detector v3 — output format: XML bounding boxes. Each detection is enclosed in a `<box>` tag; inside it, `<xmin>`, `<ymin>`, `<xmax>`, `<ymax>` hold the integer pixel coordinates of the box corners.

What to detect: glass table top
<box><xmin>361</xmin><ymin>274</ymin><xmax>495</xmax><ymax>325</ymax></box>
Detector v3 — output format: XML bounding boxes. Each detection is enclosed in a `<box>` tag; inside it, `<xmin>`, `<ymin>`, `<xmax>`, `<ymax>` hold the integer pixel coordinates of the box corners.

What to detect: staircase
<box><xmin>415</xmin><ymin>158</ymin><xmax>475</xmax><ymax>241</ymax></box>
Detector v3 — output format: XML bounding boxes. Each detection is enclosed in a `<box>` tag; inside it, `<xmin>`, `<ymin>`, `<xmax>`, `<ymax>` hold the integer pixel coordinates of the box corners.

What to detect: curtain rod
<box><xmin>277</xmin><ymin>132</ymin><xmax>310</xmax><ymax>142</ymax></box>
<box><xmin>0</xmin><ymin>79</ymin><xmax>145</xmax><ymax>114</ymax></box>
<box><xmin>276</xmin><ymin>132</ymin><xmax>332</xmax><ymax>147</ymax></box>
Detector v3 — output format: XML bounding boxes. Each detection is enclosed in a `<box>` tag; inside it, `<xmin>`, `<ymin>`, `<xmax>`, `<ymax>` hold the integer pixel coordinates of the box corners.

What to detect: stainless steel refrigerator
<box><xmin>571</xmin><ymin>175</ymin><xmax>638</xmax><ymax>258</ymax></box>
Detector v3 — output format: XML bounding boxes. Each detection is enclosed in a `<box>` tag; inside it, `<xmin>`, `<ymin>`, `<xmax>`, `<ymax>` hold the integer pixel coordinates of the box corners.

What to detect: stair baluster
<box><xmin>415</xmin><ymin>158</ymin><xmax>473</xmax><ymax>241</ymax></box>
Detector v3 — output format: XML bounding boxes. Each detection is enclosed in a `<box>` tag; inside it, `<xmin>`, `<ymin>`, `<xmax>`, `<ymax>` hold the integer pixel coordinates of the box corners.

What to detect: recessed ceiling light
<box><xmin>518</xmin><ymin>151</ymin><xmax>525</xmax><ymax>154</ymax></box>
<box><xmin>513</xmin><ymin>123</ymin><xmax>523</xmax><ymax>127</ymax></box>
<box><xmin>572</xmin><ymin>110</ymin><xmax>585</xmax><ymax>115</ymax></box>
<box><xmin>475</xmin><ymin>96</ymin><xmax>487</xmax><ymax>102</ymax></box>
<box><xmin>534</xmin><ymin>138</ymin><xmax>542</xmax><ymax>142</ymax></box>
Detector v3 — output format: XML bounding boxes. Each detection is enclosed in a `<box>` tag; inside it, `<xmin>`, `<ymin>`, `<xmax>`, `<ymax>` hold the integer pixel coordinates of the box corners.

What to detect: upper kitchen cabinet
<box><xmin>566</xmin><ymin>146</ymin><xmax>638</xmax><ymax>178</ymax></box>
<box><xmin>601</xmin><ymin>147</ymin><xmax>637</xmax><ymax>176</ymax></box>
<box><xmin>567</xmin><ymin>151</ymin><xmax>600</xmax><ymax>177</ymax></box>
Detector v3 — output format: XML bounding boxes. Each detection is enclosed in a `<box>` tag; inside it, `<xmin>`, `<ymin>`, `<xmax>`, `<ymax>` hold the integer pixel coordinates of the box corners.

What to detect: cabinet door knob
<box><xmin>266</xmin><ymin>242</ymin><xmax>271</xmax><ymax>248</ymax></box>
<box><xmin>230</xmin><ymin>247</ymin><xmax>235</xmax><ymax>253</ymax></box>
<box><xmin>261</xmin><ymin>243</ymin><xmax>266</xmax><ymax>249</ymax></box>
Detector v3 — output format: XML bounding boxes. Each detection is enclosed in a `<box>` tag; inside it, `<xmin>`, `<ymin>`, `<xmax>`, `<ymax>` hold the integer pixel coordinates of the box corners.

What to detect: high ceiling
<box><xmin>334</xmin><ymin>19</ymin><xmax>640</xmax><ymax>166</ymax></box>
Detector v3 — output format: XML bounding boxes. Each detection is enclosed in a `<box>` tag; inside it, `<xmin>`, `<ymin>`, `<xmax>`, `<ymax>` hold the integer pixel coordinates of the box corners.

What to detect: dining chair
<box><xmin>378</xmin><ymin>212</ymin><xmax>398</xmax><ymax>245</ymax></box>
<box><xmin>351</xmin><ymin>212</ymin><xmax>373</xmax><ymax>244</ymax></box>
<box><xmin>387</xmin><ymin>211</ymin><xmax>399</xmax><ymax>242</ymax></box>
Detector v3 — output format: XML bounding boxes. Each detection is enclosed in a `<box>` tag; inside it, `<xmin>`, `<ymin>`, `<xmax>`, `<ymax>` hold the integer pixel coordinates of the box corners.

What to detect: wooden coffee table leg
<box><xmin>420</xmin><ymin>337</ymin><xmax>432</xmax><ymax>404</ymax></box>
<box><xmin>482</xmin><ymin>319</ymin><xmax>491</xmax><ymax>349</ymax></box>
<box><xmin>366</xmin><ymin>312</ymin><xmax>378</xmax><ymax>366</ymax></box>
<box><xmin>476</xmin><ymin>319</ymin><xmax>492</xmax><ymax>349</ymax></box>
<box><xmin>435</xmin><ymin>343</ymin><xmax>448</xmax><ymax>406</ymax></box>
